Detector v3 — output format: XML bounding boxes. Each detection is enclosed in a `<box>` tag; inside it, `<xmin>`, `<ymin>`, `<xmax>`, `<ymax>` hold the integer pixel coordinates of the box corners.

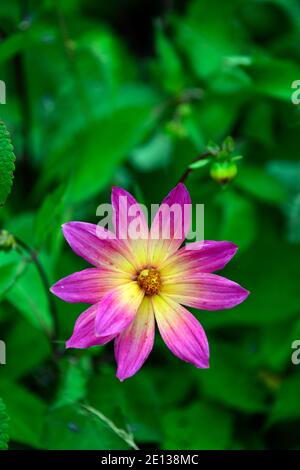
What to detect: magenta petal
<box><xmin>62</xmin><ymin>222</ymin><xmax>134</xmax><ymax>272</ymax></box>
<box><xmin>115</xmin><ymin>296</ymin><xmax>155</xmax><ymax>381</ymax></box>
<box><xmin>66</xmin><ymin>303</ymin><xmax>114</xmax><ymax>349</ymax></box>
<box><xmin>151</xmin><ymin>183</ymin><xmax>191</xmax><ymax>245</ymax></box>
<box><xmin>184</xmin><ymin>240</ymin><xmax>238</xmax><ymax>272</ymax></box>
<box><xmin>164</xmin><ymin>273</ymin><xmax>250</xmax><ymax>310</ymax></box>
<box><xmin>51</xmin><ymin>268</ymin><xmax>131</xmax><ymax>303</ymax></box>
<box><xmin>95</xmin><ymin>283</ymin><xmax>144</xmax><ymax>337</ymax></box>
<box><xmin>51</xmin><ymin>268</ymin><xmax>105</xmax><ymax>303</ymax></box>
<box><xmin>166</xmin><ymin>240</ymin><xmax>238</xmax><ymax>274</ymax></box>
<box><xmin>154</xmin><ymin>295</ymin><xmax>209</xmax><ymax>368</ymax></box>
<box><xmin>111</xmin><ymin>186</ymin><xmax>149</xmax><ymax>240</ymax></box>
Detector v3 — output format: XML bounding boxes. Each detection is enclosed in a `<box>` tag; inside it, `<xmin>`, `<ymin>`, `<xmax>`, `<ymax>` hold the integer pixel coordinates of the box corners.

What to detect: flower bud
<box><xmin>0</xmin><ymin>230</ymin><xmax>16</xmax><ymax>252</ymax></box>
<box><xmin>210</xmin><ymin>161</ymin><xmax>238</xmax><ymax>184</ymax></box>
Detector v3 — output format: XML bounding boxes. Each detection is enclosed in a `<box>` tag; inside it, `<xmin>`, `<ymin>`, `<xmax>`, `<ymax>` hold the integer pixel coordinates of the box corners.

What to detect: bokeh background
<box><xmin>0</xmin><ymin>0</ymin><xmax>300</xmax><ymax>450</ymax></box>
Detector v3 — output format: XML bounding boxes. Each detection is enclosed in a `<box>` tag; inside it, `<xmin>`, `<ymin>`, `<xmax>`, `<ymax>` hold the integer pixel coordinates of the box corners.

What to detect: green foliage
<box><xmin>6</xmin><ymin>260</ymin><xmax>53</xmax><ymax>334</ymax></box>
<box><xmin>54</xmin><ymin>357</ymin><xmax>91</xmax><ymax>409</ymax></box>
<box><xmin>197</xmin><ymin>343</ymin><xmax>267</xmax><ymax>413</ymax></box>
<box><xmin>0</xmin><ymin>0</ymin><xmax>299</xmax><ymax>451</ymax></box>
<box><xmin>0</xmin><ymin>120</ymin><xmax>15</xmax><ymax>207</ymax></box>
<box><xmin>0</xmin><ymin>379</ymin><xmax>46</xmax><ymax>448</ymax></box>
<box><xmin>162</xmin><ymin>403</ymin><xmax>233</xmax><ymax>450</ymax></box>
<box><xmin>34</xmin><ymin>185</ymin><xmax>66</xmax><ymax>248</ymax></box>
<box><xmin>0</xmin><ymin>398</ymin><xmax>9</xmax><ymax>450</ymax></box>
<box><xmin>44</xmin><ymin>405</ymin><xmax>133</xmax><ymax>450</ymax></box>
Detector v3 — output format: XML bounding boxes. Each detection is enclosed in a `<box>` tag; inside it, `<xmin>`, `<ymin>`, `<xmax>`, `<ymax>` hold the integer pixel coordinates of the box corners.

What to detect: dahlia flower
<box><xmin>51</xmin><ymin>183</ymin><xmax>249</xmax><ymax>381</ymax></box>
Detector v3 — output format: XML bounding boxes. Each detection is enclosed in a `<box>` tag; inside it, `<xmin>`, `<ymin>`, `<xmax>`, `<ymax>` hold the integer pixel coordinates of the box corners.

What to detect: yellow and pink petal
<box><xmin>66</xmin><ymin>303</ymin><xmax>114</xmax><ymax>349</ymax></box>
<box><xmin>163</xmin><ymin>272</ymin><xmax>249</xmax><ymax>310</ymax></box>
<box><xmin>148</xmin><ymin>183</ymin><xmax>191</xmax><ymax>266</ymax></box>
<box><xmin>161</xmin><ymin>240</ymin><xmax>238</xmax><ymax>278</ymax></box>
<box><xmin>153</xmin><ymin>295</ymin><xmax>209</xmax><ymax>369</ymax></box>
<box><xmin>62</xmin><ymin>222</ymin><xmax>136</xmax><ymax>274</ymax></box>
<box><xmin>50</xmin><ymin>268</ymin><xmax>131</xmax><ymax>303</ymax></box>
<box><xmin>111</xmin><ymin>186</ymin><xmax>149</xmax><ymax>268</ymax></box>
<box><xmin>95</xmin><ymin>282</ymin><xmax>144</xmax><ymax>337</ymax></box>
<box><xmin>115</xmin><ymin>296</ymin><xmax>155</xmax><ymax>381</ymax></box>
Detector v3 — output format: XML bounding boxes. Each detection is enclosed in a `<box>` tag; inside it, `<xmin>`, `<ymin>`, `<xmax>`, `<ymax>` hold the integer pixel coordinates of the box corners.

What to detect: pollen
<box><xmin>137</xmin><ymin>268</ymin><xmax>161</xmax><ymax>296</ymax></box>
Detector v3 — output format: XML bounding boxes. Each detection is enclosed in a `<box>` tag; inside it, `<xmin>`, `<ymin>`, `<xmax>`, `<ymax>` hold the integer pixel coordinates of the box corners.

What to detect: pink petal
<box><xmin>66</xmin><ymin>303</ymin><xmax>114</xmax><ymax>349</ymax></box>
<box><xmin>161</xmin><ymin>241</ymin><xmax>238</xmax><ymax>277</ymax></box>
<box><xmin>62</xmin><ymin>222</ymin><xmax>135</xmax><ymax>273</ymax></box>
<box><xmin>149</xmin><ymin>183</ymin><xmax>191</xmax><ymax>264</ymax></box>
<box><xmin>154</xmin><ymin>295</ymin><xmax>209</xmax><ymax>368</ymax></box>
<box><xmin>95</xmin><ymin>283</ymin><xmax>144</xmax><ymax>337</ymax></box>
<box><xmin>50</xmin><ymin>268</ymin><xmax>130</xmax><ymax>303</ymax></box>
<box><xmin>112</xmin><ymin>186</ymin><xmax>149</xmax><ymax>240</ymax></box>
<box><xmin>163</xmin><ymin>273</ymin><xmax>249</xmax><ymax>310</ymax></box>
<box><xmin>115</xmin><ymin>296</ymin><xmax>155</xmax><ymax>381</ymax></box>
<box><xmin>111</xmin><ymin>187</ymin><xmax>149</xmax><ymax>267</ymax></box>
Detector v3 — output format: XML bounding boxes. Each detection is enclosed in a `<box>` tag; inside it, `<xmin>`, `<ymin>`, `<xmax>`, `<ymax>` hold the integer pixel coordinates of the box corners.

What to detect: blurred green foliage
<box><xmin>0</xmin><ymin>0</ymin><xmax>300</xmax><ymax>450</ymax></box>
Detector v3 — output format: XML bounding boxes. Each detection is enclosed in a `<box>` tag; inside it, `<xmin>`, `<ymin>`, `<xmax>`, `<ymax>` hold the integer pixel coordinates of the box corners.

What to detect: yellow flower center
<box><xmin>137</xmin><ymin>268</ymin><xmax>161</xmax><ymax>296</ymax></box>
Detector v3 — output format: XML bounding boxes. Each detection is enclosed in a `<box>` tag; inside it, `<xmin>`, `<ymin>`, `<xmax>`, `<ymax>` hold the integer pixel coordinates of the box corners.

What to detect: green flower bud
<box><xmin>210</xmin><ymin>160</ymin><xmax>238</xmax><ymax>184</ymax></box>
<box><xmin>0</xmin><ymin>230</ymin><xmax>16</xmax><ymax>252</ymax></box>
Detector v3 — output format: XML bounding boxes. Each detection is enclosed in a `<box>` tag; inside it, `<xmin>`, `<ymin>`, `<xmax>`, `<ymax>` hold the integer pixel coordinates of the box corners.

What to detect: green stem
<box><xmin>15</xmin><ymin>237</ymin><xmax>61</xmax><ymax>358</ymax></box>
<box><xmin>178</xmin><ymin>151</ymin><xmax>211</xmax><ymax>184</ymax></box>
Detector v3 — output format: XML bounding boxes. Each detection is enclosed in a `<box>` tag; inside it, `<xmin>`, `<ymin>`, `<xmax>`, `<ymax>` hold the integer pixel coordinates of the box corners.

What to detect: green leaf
<box><xmin>34</xmin><ymin>185</ymin><xmax>66</xmax><ymax>248</ymax></box>
<box><xmin>0</xmin><ymin>379</ymin><xmax>46</xmax><ymax>448</ymax></box>
<box><xmin>78</xmin><ymin>28</ymin><xmax>135</xmax><ymax>94</ymax></box>
<box><xmin>247</xmin><ymin>55</ymin><xmax>300</xmax><ymax>101</ymax></box>
<box><xmin>176</xmin><ymin>0</ymin><xmax>244</xmax><ymax>79</ymax></box>
<box><xmin>0</xmin><ymin>27</ymin><xmax>55</xmax><ymax>63</ymax></box>
<box><xmin>54</xmin><ymin>357</ymin><xmax>90</xmax><ymax>409</ymax></box>
<box><xmin>44</xmin><ymin>405</ymin><xmax>133</xmax><ymax>450</ymax></box>
<box><xmin>64</xmin><ymin>89</ymin><xmax>159</xmax><ymax>203</ymax></box>
<box><xmin>0</xmin><ymin>261</ymin><xmax>26</xmax><ymax>298</ymax></box>
<box><xmin>6</xmin><ymin>259</ymin><xmax>53</xmax><ymax>334</ymax></box>
<box><xmin>162</xmin><ymin>402</ymin><xmax>233</xmax><ymax>450</ymax></box>
<box><xmin>203</xmin><ymin>220</ymin><xmax>300</xmax><ymax>327</ymax></box>
<box><xmin>215</xmin><ymin>189</ymin><xmax>257</xmax><ymax>251</ymax></box>
<box><xmin>0</xmin><ymin>251</ymin><xmax>27</xmax><ymax>298</ymax></box>
<box><xmin>131</xmin><ymin>133</ymin><xmax>172</xmax><ymax>172</ymax></box>
<box><xmin>269</xmin><ymin>373</ymin><xmax>300</xmax><ymax>425</ymax></box>
<box><xmin>235</xmin><ymin>165</ymin><xmax>287</xmax><ymax>205</ymax></box>
<box><xmin>88</xmin><ymin>367</ymin><xmax>161</xmax><ymax>443</ymax></box>
<box><xmin>0</xmin><ymin>398</ymin><xmax>9</xmax><ymax>450</ymax></box>
<box><xmin>155</xmin><ymin>26</ymin><xmax>184</xmax><ymax>93</ymax></box>
<box><xmin>3</xmin><ymin>319</ymin><xmax>50</xmax><ymax>380</ymax></box>
<box><xmin>196</xmin><ymin>343</ymin><xmax>267</xmax><ymax>413</ymax></box>
<box><xmin>0</xmin><ymin>120</ymin><xmax>15</xmax><ymax>207</ymax></box>
<box><xmin>189</xmin><ymin>158</ymin><xmax>210</xmax><ymax>170</ymax></box>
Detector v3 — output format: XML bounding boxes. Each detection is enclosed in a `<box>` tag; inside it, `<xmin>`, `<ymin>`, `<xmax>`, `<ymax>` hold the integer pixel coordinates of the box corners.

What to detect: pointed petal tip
<box><xmin>61</xmin><ymin>221</ymin><xmax>71</xmax><ymax>231</ymax></box>
<box><xmin>65</xmin><ymin>339</ymin><xmax>73</xmax><ymax>349</ymax></box>
<box><xmin>243</xmin><ymin>288</ymin><xmax>251</xmax><ymax>299</ymax></box>
<box><xmin>116</xmin><ymin>371</ymin><xmax>126</xmax><ymax>382</ymax></box>
<box><xmin>49</xmin><ymin>282</ymin><xmax>60</xmax><ymax>298</ymax></box>
<box><xmin>228</xmin><ymin>241</ymin><xmax>238</xmax><ymax>252</ymax></box>
<box><xmin>116</xmin><ymin>367</ymin><xmax>135</xmax><ymax>382</ymax></box>
<box><xmin>65</xmin><ymin>338</ymin><xmax>87</xmax><ymax>349</ymax></box>
<box><xmin>61</xmin><ymin>221</ymin><xmax>74</xmax><ymax>238</ymax></box>
<box><xmin>233</xmin><ymin>286</ymin><xmax>250</xmax><ymax>307</ymax></box>
<box><xmin>196</xmin><ymin>356</ymin><xmax>210</xmax><ymax>369</ymax></box>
